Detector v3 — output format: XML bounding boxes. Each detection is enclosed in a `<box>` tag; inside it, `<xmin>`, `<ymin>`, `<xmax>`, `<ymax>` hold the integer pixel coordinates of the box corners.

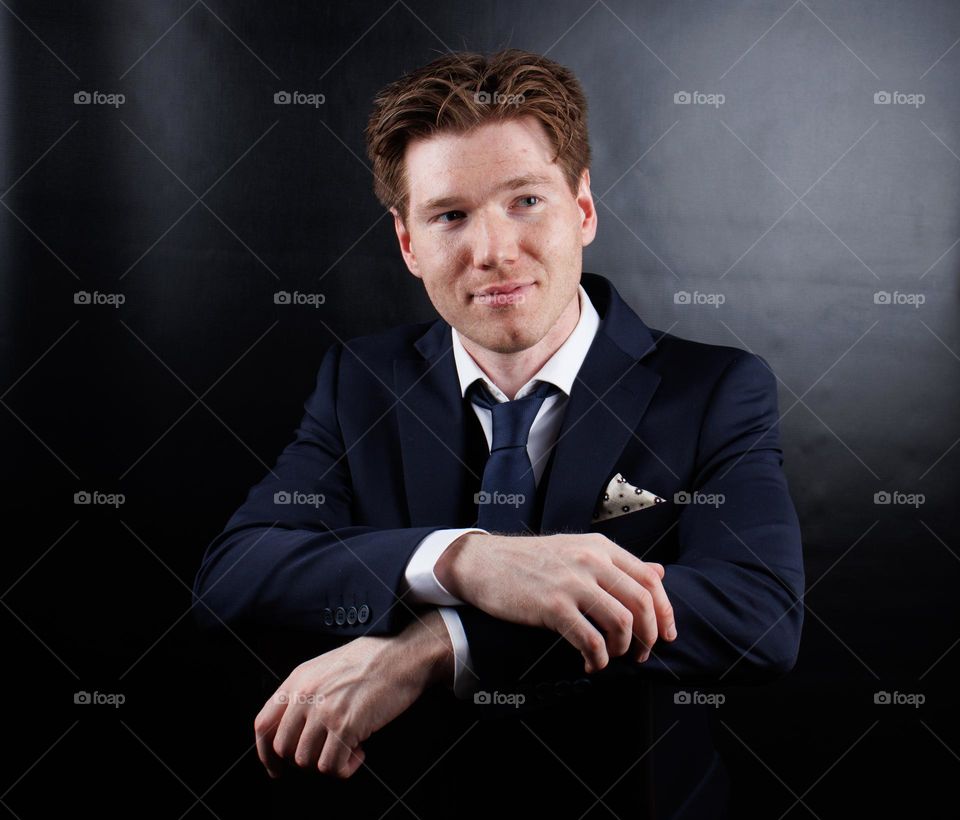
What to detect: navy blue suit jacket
<box><xmin>192</xmin><ymin>271</ymin><xmax>804</xmax><ymax>818</ymax></box>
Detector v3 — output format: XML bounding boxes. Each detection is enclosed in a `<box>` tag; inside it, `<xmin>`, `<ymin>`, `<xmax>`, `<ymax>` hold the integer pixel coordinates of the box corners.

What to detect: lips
<box><xmin>473</xmin><ymin>282</ymin><xmax>534</xmax><ymax>306</ymax></box>
<box><xmin>474</xmin><ymin>281</ymin><xmax>533</xmax><ymax>297</ymax></box>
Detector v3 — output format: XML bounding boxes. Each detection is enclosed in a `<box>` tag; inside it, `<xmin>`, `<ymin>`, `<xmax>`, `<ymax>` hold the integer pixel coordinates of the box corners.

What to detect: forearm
<box><xmin>382</xmin><ymin>608</ymin><xmax>455</xmax><ymax>690</ymax></box>
<box><xmin>456</xmin><ymin>557</ymin><xmax>803</xmax><ymax>695</ymax></box>
<box><xmin>192</xmin><ymin>522</ymin><xmax>449</xmax><ymax>636</ymax></box>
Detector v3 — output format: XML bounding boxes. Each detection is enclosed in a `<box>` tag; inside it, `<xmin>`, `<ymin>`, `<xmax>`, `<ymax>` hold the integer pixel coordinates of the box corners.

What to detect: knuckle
<box><xmin>294</xmin><ymin>752</ymin><xmax>312</xmax><ymax>769</ymax></box>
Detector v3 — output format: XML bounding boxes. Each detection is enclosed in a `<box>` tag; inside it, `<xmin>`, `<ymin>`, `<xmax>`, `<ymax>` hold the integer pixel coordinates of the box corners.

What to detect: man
<box><xmin>192</xmin><ymin>49</ymin><xmax>804</xmax><ymax>819</ymax></box>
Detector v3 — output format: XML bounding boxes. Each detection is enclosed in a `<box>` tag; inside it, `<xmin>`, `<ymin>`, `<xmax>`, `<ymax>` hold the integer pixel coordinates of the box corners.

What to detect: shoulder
<box><xmin>644</xmin><ymin>326</ymin><xmax>776</xmax><ymax>392</ymax></box>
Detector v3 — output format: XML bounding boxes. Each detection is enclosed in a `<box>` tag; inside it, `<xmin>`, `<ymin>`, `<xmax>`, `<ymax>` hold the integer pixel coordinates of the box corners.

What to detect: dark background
<box><xmin>2</xmin><ymin>1</ymin><xmax>958</xmax><ymax>817</ymax></box>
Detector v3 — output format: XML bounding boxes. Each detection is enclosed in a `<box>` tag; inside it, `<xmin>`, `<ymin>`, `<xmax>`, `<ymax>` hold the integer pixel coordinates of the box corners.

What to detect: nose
<box><xmin>468</xmin><ymin>208</ymin><xmax>519</xmax><ymax>270</ymax></box>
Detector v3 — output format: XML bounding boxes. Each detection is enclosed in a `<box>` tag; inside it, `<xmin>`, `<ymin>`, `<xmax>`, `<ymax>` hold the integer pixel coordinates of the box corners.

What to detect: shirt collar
<box><xmin>451</xmin><ymin>282</ymin><xmax>600</xmax><ymax>402</ymax></box>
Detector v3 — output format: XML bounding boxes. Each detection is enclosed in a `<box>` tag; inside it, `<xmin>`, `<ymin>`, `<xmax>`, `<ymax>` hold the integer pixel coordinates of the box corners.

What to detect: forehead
<box><xmin>404</xmin><ymin>116</ymin><xmax>561</xmax><ymax>202</ymax></box>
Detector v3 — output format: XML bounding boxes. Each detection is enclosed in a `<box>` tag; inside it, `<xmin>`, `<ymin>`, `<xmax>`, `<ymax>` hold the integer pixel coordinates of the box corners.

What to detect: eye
<box><xmin>517</xmin><ymin>196</ymin><xmax>541</xmax><ymax>207</ymax></box>
<box><xmin>435</xmin><ymin>211</ymin><xmax>465</xmax><ymax>224</ymax></box>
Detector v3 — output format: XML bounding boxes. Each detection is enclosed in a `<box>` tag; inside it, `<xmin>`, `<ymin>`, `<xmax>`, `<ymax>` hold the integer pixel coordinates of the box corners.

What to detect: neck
<box><xmin>461</xmin><ymin>289</ymin><xmax>581</xmax><ymax>400</ymax></box>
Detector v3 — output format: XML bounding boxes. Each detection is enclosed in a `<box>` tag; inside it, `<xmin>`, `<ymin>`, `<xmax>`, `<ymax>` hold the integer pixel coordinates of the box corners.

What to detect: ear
<box><xmin>575</xmin><ymin>169</ymin><xmax>598</xmax><ymax>247</ymax></box>
<box><xmin>391</xmin><ymin>207</ymin><xmax>422</xmax><ymax>279</ymax></box>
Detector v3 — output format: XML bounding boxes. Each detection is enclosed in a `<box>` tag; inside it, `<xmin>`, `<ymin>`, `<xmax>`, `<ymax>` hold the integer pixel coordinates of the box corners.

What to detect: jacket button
<box><xmin>335</xmin><ymin>606</ymin><xmax>346</xmax><ymax>625</ymax></box>
<box><xmin>357</xmin><ymin>604</ymin><xmax>369</xmax><ymax>623</ymax></box>
<box><xmin>573</xmin><ymin>677</ymin><xmax>591</xmax><ymax>694</ymax></box>
<box><xmin>322</xmin><ymin>608</ymin><xmax>333</xmax><ymax>626</ymax></box>
<box><xmin>346</xmin><ymin>606</ymin><xmax>358</xmax><ymax>625</ymax></box>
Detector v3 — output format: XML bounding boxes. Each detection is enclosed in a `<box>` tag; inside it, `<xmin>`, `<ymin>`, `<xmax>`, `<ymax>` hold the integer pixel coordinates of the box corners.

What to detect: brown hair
<box><xmin>364</xmin><ymin>48</ymin><xmax>591</xmax><ymax>223</ymax></box>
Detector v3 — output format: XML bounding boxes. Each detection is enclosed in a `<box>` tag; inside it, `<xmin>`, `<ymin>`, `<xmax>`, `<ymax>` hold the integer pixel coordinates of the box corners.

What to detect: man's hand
<box><xmin>435</xmin><ymin>532</ymin><xmax>676</xmax><ymax>673</ymax></box>
<box><xmin>254</xmin><ymin>609</ymin><xmax>453</xmax><ymax>779</ymax></box>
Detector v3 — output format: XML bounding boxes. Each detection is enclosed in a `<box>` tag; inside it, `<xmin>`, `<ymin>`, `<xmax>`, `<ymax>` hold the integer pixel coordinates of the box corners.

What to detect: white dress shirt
<box><xmin>403</xmin><ymin>282</ymin><xmax>601</xmax><ymax>697</ymax></box>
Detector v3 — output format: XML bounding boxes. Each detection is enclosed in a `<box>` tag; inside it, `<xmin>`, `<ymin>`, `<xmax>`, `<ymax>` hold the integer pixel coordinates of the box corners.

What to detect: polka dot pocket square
<box><xmin>592</xmin><ymin>472</ymin><xmax>666</xmax><ymax>523</ymax></box>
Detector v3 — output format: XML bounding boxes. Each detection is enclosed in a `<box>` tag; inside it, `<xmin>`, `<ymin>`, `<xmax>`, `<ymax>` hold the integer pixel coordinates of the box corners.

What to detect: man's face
<box><xmin>391</xmin><ymin>115</ymin><xmax>597</xmax><ymax>354</ymax></box>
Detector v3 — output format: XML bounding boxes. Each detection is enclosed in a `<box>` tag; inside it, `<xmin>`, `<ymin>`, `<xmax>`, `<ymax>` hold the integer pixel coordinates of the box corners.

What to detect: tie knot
<box><xmin>468</xmin><ymin>379</ymin><xmax>558</xmax><ymax>451</ymax></box>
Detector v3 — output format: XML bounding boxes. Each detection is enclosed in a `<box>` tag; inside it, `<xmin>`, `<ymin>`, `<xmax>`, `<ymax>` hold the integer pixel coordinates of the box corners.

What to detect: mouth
<box><xmin>472</xmin><ymin>281</ymin><xmax>535</xmax><ymax>307</ymax></box>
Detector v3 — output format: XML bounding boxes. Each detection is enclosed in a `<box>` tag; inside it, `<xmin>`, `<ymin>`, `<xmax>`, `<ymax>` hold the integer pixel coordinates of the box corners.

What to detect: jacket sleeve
<box><xmin>454</xmin><ymin>351</ymin><xmax>805</xmax><ymax>696</ymax></box>
<box><xmin>190</xmin><ymin>341</ymin><xmax>445</xmax><ymax>638</ymax></box>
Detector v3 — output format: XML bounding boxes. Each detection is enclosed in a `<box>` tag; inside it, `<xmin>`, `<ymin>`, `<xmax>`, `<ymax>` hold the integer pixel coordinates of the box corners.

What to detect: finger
<box><xmin>648</xmin><ymin>562</ymin><xmax>665</xmax><ymax>579</ymax></box>
<box><xmin>574</xmin><ymin>584</ymin><xmax>634</xmax><ymax>660</ymax></box>
<box><xmin>254</xmin><ymin>698</ymin><xmax>286</xmax><ymax>778</ymax></box>
<box><xmin>293</xmin><ymin>711</ymin><xmax>329</xmax><ymax>771</ymax></box>
<box><xmin>317</xmin><ymin>724</ymin><xmax>359</xmax><ymax>779</ymax></box>
<box><xmin>544</xmin><ymin>603</ymin><xmax>609</xmax><ymax>673</ymax></box>
<box><xmin>342</xmin><ymin>744</ymin><xmax>366</xmax><ymax>778</ymax></box>
<box><xmin>272</xmin><ymin>698</ymin><xmax>308</xmax><ymax>763</ymax></box>
<box><xmin>324</xmin><ymin>743</ymin><xmax>365</xmax><ymax>779</ymax></box>
<box><xmin>595</xmin><ymin>566</ymin><xmax>658</xmax><ymax>661</ymax></box>
<box><xmin>612</xmin><ymin>553</ymin><xmax>677</xmax><ymax>643</ymax></box>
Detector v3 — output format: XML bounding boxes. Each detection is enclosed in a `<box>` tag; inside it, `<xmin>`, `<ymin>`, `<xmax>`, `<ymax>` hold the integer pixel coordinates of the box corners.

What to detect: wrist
<box><xmin>435</xmin><ymin>531</ymin><xmax>486</xmax><ymax>599</ymax></box>
<box><xmin>391</xmin><ymin>609</ymin><xmax>454</xmax><ymax>689</ymax></box>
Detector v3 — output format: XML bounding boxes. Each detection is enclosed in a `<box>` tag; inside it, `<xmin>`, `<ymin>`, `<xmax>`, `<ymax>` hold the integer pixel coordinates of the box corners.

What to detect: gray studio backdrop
<box><xmin>2</xmin><ymin>1</ymin><xmax>958</xmax><ymax>816</ymax></box>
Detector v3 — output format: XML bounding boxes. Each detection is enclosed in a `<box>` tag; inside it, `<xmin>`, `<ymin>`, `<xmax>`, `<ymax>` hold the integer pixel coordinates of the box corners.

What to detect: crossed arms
<box><xmin>191</xmin><ymin>342</ymin><xmax>804</xmax><ymax>778</ymax></box>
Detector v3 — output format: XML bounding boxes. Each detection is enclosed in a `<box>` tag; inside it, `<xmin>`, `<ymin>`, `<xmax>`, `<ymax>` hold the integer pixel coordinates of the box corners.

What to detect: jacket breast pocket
<box><xmin>588</xmin><ymin>501</ymin><xmax>679</xmax><ymax>560</ymax></box>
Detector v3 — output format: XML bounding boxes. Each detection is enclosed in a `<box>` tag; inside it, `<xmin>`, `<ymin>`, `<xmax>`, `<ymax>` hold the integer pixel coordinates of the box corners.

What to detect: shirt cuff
<box><xmin>404</xmin><ymin>528</ymin><xmax>487</xmax><ymax>606</ymax></box>
<box><xmin>437</xmin><ymin>606</ymin><xmax>479</xmax><ymax>699</ymax></box>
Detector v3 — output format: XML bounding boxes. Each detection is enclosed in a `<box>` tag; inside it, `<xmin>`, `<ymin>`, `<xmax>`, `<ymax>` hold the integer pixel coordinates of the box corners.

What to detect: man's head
<box><xmin>365</xmin><ymin>49</ymin><xmax>597</xmax><ymax>354</ymax></box>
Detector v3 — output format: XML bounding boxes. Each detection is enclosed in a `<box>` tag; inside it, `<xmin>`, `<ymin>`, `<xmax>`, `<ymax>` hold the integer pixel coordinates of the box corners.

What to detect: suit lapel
<box><xmin>395</xmin><ymin>320</ymin><xmax>480</xmax><ymax>528</ymax></box>
<box><xmin>539</xmin><ymin>331</ymin><xmax>661</xmax><ymax>534</ymax></box>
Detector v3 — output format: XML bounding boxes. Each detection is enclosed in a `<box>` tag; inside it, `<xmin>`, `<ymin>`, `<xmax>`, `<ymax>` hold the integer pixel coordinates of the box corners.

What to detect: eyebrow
<box><xmin>416</xmin><ymin>174</ymin><xmax>553</xmax><ymax>217</ymax></box>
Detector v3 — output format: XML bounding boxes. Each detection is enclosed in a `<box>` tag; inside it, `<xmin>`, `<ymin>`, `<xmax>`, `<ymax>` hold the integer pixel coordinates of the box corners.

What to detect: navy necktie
<box><xmin>468</xmin><ymin>378</ymin><xmax>559</xmax><ymax>533</ymax></box>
